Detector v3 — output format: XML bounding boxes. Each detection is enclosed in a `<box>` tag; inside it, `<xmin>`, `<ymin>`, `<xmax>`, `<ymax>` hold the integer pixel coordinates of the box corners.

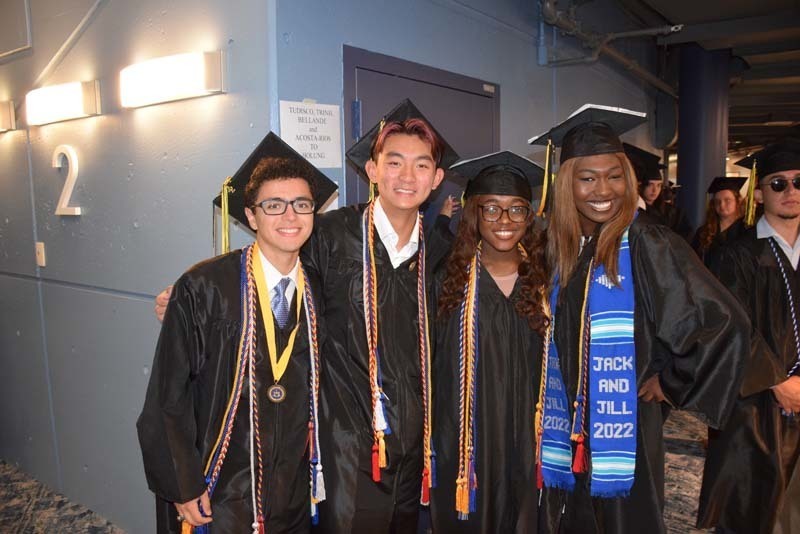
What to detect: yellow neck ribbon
<box><xmin>252</xmin><ymin>247</ymin><xmax>305</xmax><ymax>384</ymax></box>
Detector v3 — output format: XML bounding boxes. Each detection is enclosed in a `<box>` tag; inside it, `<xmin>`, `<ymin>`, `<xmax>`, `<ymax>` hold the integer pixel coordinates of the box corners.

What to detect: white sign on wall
<box><xmin>279</xmin><ymin>100</ymin><xmax>342</xmax><ymax>168</ymax></box>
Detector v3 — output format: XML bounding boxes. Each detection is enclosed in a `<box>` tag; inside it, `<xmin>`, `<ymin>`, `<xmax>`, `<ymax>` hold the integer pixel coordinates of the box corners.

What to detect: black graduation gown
<box><xmin>697</xmin><ymin>228</ymin><xmax>800</xmax><ymax>534</ymax></box>
<box><xmin>137</xmin><ymin>250</ymin><xmax>322</xmax><ymax>533</ymax></box>
<box><xmin>644</xmin><ymin>202</ymin><xmax>692</xmax><ymax>241</ymax></box>
<box><xmin>537</xmin><ymin>214</ymin><xmax>749</xmax><ymax>534</ymax></box>
<box><xmin>302</xmin><ymin>204</ymin><xmax>450</xmax><ymax>534</ymax></box>
<box><xmin>690</xmin><ymin>218</ymin><xmax>747</xmax><ymax>275</ymax></box>
<box><xmin>430</xmin><ymin>272</ymin><xmax>543</xmax><ymax>534</ymax></box>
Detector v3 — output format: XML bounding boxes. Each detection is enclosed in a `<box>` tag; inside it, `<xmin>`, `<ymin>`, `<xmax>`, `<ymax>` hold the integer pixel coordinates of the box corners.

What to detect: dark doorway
<box><xmin>343</xmin><ymin>45</ymin><xmax>501</xmax><ymax>218</ymax></box>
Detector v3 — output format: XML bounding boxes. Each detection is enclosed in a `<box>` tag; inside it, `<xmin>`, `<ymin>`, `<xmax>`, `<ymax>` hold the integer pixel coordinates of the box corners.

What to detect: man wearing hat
<box><xmin>303</xmin><ymin>99</ymin><xmax>459</xmax><ymax>533</ymax></box>
<box><xmin>138</xmin><ymin>133</ymin><xmax>336</xmax><ymax>533</ymax></box>
<box><xmin>698</xmin><ymin>139</ymin><xmax>800</xmax><ymax>534</ymax></box>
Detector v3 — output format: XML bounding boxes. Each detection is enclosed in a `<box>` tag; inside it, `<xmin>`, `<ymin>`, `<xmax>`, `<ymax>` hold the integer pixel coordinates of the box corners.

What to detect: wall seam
<box><xmin>25</xmin><ymin>129</ymin><xmax>63</xmax><ymax>491</ymax></box>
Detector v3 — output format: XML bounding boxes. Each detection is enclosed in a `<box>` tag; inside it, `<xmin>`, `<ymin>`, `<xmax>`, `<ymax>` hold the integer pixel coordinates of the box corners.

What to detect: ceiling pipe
<box><xmin>540</xmin><ymin>0</ymin><xmax>680</xmax><ymax>99</ymax></box>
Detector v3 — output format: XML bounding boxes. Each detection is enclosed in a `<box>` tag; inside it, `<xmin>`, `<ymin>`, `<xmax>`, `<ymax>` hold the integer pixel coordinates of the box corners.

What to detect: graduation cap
<box><xmin>623</xmin><ymin>143</ymin><xmax>665</xmax><ymax>183</ymax></box>
<box><xmin>527</xmin><ymin>104</ymin><xmax>647</xmax><ymax>215</ymax></box>
<box><xmin>213</xmin><ymin>131</ymin><xmax>338</xmax><ymax>251</ymax></box>
<box><xmin>345</xmin><ymin>98</ymin><xmax>460</xmax><ymax>182</ymax></box>
<box><xmin>528</xmin><ymin>104</ymin><xmax>647</xmax><ymax>164</ymax></box>
<box><xmin>707</xmin><ymin>176</ymin><xmax>746</xmax><ymax>195</ymax></box>
<box><xmin>450</xmin><ymin>151</ymin><xmax>545</xmax><ymax>202</ymax></box>
<box><xmin>734</xmin><ymin>139</ymin><xmax>800</xmax><ymax>181</ymax></box>
<box><xmin>735</xmin><ymin>139</ymin><xmax>800</xmax><ymax>226</ymax></box>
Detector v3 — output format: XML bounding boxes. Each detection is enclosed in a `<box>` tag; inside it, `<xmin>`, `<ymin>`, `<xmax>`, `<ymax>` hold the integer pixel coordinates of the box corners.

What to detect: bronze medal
<box><xmin>267</xmin><ymin>383</ymin><xmax>286</xmax><ymax>403</ymax></box>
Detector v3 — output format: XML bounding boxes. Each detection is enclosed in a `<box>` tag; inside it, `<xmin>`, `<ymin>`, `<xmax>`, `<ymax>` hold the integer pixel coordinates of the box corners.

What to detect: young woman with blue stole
<box><xmin>529</xmin><ymin>105</ymin><xmax>750</xmax><ymax>533</ymax></box>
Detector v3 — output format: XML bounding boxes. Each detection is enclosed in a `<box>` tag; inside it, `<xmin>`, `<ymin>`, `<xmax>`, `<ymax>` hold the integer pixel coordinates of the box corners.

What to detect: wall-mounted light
<box><xmin>0</xmin><ymin>101</ymin><xmax>16</xmax><ymax>131</ymax></box>
<box><xmin>26</xmin><ymin>81</ymin><xmax>101</xmax><ymax>126</ymax></box>
<box><xmin>120</xmin><ymin>51</ymin><xmax>225</xmax><ymax>108</ymax></box>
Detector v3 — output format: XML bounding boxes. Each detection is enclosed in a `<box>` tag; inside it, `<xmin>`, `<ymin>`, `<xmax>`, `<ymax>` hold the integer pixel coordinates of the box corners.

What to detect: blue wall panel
<box><xmin>0</xmin><ymin>275</ymin><xmax>59</xmax><ymax>489</ymax></box>
<box><xmin>43</xmin><ymin>282</ymin><xmax>157</xmax><ymax>533</ymax></box>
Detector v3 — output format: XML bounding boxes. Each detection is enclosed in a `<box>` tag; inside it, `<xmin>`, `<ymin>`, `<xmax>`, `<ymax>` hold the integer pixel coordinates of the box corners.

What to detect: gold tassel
<box><xmin>744</xmin><ymin>160</ymin><xmax>758</xmax><ymax>227</ymax></box>
<box><xmin>455</xmin><ymin>477</ymin><xmax>468</xmax><ymax>514</ymax></box>
<box><xmin>369</xmin><ymin>182</ymin><xmax>377</xmax><ymax>201</ymax></box>
<box><xmin>378</xmin><ymin>431</ymin><xmax>387</xmax><ymax>468</ymax></box>
<box><xmin>180</xmin><ymin>520</ymin><xmax>193</xmax><ymax>534</ymax></box>
<box><xmin>536</xmin><ymin>139</ymin><xmax>553</xmax><ymax>217</ymax></box>
<box><xmin>220</xmin><ymin>176</ymin><xmax>234</xmax><ymax>253</ymax></box>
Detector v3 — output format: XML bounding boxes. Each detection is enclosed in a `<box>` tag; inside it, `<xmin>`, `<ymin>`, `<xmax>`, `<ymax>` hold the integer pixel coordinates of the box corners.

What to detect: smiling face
<box><xmin>244</xmin><ymin>177</ymin><xmax>314</xmax><ymax>257</ymax></box>
<box><xmin>571</xmin><ymin>153</ymin><xmax>629</xmax><ymax>236</ymax></box>
<box><xmin>365</xmin><ymin>133</ymin><xmax>445</xmax><ymax>213</ymax></box>
<box><xmin>475</xmin><ymin>194</ymin><xmax>531</xmax><ymax>255</ymax></box>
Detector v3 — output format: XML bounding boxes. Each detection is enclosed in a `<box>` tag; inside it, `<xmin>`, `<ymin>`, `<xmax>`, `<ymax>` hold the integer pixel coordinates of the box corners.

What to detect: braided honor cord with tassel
<box><xmin>182</xmin><ymin>245</ymin><xmax>325</xmax><ymax>534</ymax></box>
<box><xmin>767</xmin><ymin>238</ymin><xmax>800</xmax><ymax>416</ymax></box>
<box><xmin>455</xmin><ymin>245</ymin><xmax>481</xmax><ymax>519</ymax></box>
<box><xmin>361</xmin><ymin>202</ymin><xmax>436</xmax><ymax>504</ymax></box>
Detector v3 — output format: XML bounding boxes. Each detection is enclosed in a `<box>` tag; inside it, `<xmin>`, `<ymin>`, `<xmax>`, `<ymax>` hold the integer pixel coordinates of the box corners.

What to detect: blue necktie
<box><xmin>271</xmin><ymin>277</ymin><xmax>291</xmax><ymax>328</ymax></box>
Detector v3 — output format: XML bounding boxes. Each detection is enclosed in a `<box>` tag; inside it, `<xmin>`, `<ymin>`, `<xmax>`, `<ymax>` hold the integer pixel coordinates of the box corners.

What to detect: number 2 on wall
<box><xmin>52</xmin><ymin>145</ymin><xmax>82</xmax><ymax>216</ymax></box>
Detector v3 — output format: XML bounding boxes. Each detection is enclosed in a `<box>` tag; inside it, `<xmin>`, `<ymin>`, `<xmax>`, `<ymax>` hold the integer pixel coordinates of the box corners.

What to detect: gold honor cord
<box><xmin>252</xmin><ymin>247</ymin><xmax>304</xmax><ymax>385</ymax></box>
<box><xmin>220</xmin><ymin>176</ymin><xmax>234</xmax><ymax>253</ymax></box>
<box><xmin>744</xmin><ymin>161</ymin><xmax>758</xmax><ymax>227</ymax></box>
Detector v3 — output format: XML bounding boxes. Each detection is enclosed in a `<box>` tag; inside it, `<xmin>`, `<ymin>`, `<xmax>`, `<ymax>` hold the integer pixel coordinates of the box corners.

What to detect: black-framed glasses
<box><xmin>479</xmin><ymin>204</ymin><xmax>531</xmax><ymax>223</ymax></box>
<box><xmin>766</xmin><ymin>176</ymin><xmax>800</xmax><ymax>193</ymax></box>
<box><xmin>253</xmin><ymin>197</ymin><xmax>315</xmax><ymax>216</ymax></box>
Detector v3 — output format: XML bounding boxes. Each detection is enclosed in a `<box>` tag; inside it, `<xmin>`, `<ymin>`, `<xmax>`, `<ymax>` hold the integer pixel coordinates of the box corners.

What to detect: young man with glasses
<box><xmin>698</xmin><ymin>139</ymin><xmax>800</xmax><ymax>534</ymax></box>
<box><xmin>138</xmin><ymin>133</ymin><xmax>336</xmax><ymax>534</ymax></box>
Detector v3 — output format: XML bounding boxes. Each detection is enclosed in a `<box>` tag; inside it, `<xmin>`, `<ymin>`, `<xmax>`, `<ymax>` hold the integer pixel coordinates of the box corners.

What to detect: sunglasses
<box><xmin>765</xmin><ymin>176</ymin><xmax>800</xmax><ymax>193</ymax></box>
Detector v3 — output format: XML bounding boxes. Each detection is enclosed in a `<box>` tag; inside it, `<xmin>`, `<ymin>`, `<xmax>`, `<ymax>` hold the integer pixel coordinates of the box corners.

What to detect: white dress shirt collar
<box><xmin>257</xmin><ymin>248</ymin><xmax>299</xmax><ymax>301</ymax></box>
<box><xmin>373</xmin><ymin>197</ymin><xmax>420</xmax><ymax>268</ymax></box>
<box><xmin>757</xmin><ymin>216</ymin><xmax>800</xmax><ymax>269</ymax></box>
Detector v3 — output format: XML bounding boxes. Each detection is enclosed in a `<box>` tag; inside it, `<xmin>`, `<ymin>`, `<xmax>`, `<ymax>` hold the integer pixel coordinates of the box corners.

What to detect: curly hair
<box><xmin>437</xmin><ymin>196</ymin><xmax>550</xmax><ymax>336</ymax></box>
<box><xmin>244</xmin><ymin>156</ymin><xmax>318</xmax><ymax>209</ymax></box>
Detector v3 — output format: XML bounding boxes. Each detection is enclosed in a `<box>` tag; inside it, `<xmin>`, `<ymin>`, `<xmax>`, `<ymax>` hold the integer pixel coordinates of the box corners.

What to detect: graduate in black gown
<box><xmin>528</xmin><ymin>105</ymin><xmax>749</xmax><ymax>534</ymax></box>
<box><xmin>624</xmin><ymin>142</ymin><xmax>693</xmax><ymax>240</ymax></box>
<box><xmin>698</xmin><ymin>140</ymin><xmax>800</xmax><ymax>534</ymax></box>
<box><xmin>302</xmin><ymin>100</ymin><xmax>459</xmax><ymax>533</ymax></box>
<box><xmin>690</xmin><ymin>176</ymin><xmax>747</xmax><ymax>274</ymax></box>
<box><xmin>430</xmin><ymin>152</ymin><xmax>548</xmax><ymax>533</ymax></box>
<box><xmin>137</xmin><ymin>134</ymin><xmax>336</xmax><ymax>533</ymax></box>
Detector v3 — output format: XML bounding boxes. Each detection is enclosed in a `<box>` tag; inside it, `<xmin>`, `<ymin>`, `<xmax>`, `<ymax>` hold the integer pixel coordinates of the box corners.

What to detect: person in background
<box><xmin>624</xmin><ymin>142</ymin><xmax>693</xmax><ymax>240</ymax></box>
<box><xmin>691</xmin><ymin>176</ymin><xmax>747</xmax><ymax>273</ymax></box>
<box><xmin>698</xmin><ymin>139</ymin><xmax>800</xmax><ymax>534</ymax></box>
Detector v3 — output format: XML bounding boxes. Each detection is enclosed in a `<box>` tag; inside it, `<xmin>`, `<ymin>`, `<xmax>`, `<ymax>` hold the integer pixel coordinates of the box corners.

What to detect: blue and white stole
<box><xmin>537</xmin><ymin>227</ymin><xmax>637</xmax><ymax>498</ymax></box>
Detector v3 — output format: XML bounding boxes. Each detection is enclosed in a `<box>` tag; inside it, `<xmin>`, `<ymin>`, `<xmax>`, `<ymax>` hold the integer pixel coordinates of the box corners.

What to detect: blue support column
<box><xmin>677</xmin><ymin>43</ymin><xmax>731</xmax><ymax>230</ymax></box>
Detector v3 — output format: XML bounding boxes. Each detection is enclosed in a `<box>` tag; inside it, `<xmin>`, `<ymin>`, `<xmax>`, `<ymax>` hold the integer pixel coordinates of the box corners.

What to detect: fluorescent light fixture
<box><xmin>26</xmin><ymin>81</ymin><xmax>101</xmax><ymax>126</ymax></box>
<box><xmin>0</xmin><ymin>101</ymin><xmax>16</xmax><ymax>131</ymax></box>
<box><xmin>120</xmin><ymin>51</ymin><xmax>225</xmax><ymax>108</ymax></box>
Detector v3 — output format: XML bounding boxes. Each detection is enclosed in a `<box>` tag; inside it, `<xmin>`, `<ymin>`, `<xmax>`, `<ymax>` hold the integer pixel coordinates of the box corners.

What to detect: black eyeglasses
<box><xmin>253</xmin><ymin>197</ymin><xmax>315</xmax><ymax>216</ymax></box>
<box><xmin>766</xmin><ymin>176</ymin><xmax>800</xmax><ymax>193</ymax></box>
<box><xmin>479</xmin><ymin>204</ymin><xmax>531</xmax><ymax>223</ymax></box>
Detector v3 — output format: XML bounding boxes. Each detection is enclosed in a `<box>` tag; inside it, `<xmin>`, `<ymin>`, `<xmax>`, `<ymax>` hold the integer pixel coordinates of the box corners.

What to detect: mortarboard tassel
<box><xmin>536</xmin><ymin>139</ymin><xmax>553</xmax><ymax>217</ymax></box>
<box><xmin>744</xmin><ymin>160</ymin><xmax>758</xmax><ymax>227</ymax></box>
<box><xmin>220</xmin><ymin>176</ymin><xmax>234</xmax><ymax>253</ymax></box>
<box><xmin>181</xmin><ymin>520</ymin><xmax>193</xmax><ymax>534</ymax></box>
